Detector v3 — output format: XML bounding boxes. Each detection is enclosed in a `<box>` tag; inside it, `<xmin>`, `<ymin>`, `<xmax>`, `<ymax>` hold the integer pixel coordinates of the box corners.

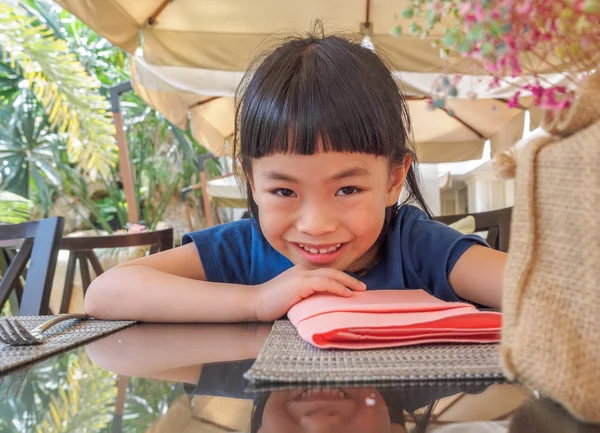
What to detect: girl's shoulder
<box><xmin>391</xmin><ymin>204</ymin><xmax>432</xmax><ymax>233</ymax></box>
<box><xmin>390</xmin><ymin>204</ymin><xmax>461</xmax><ymax>241</ymax></box>
<box><xmin>181</xmin><ymin>218</ymin><xmax>277</xmax><ymax>284</ymax></box>
<box><xmin>182</xmin><ymin>218</ymin><xmax>257</xmax><ymax>245</ymax></box>
<box><xmin>396</xmin><ymin>204</ymin><xmax>429</xmax><ymax>220</ymax></box>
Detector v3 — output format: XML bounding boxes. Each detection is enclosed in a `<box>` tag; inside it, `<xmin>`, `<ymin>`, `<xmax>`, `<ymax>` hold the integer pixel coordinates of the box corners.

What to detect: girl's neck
<box><xmin>347</xmin><ymin>243</ymin><xmax>382</xmax><ymax>275</ymax></box>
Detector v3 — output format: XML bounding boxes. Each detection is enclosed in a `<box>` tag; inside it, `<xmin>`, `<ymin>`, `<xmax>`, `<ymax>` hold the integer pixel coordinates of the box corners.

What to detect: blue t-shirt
<box><xmin>182</xmin><ymin>205</ymin><xmax>487</xmax><ymax>302</ymax></box>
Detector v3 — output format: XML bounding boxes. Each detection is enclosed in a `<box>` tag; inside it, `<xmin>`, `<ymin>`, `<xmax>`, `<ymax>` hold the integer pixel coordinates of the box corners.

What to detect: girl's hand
<box><xmin>254</xmin><ymin>266</ymin><xmax>367</xmax><ymax>322</ymax></box>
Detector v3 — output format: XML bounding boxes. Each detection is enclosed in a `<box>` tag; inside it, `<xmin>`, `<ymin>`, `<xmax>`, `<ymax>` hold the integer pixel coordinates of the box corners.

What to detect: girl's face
<box><xmin>250</xmin><ymin>150</ymin><xmax>409</xmax><ymax>272</ymax></box>
<box><xmin>259</xmin><ymin>387</ymin><xmax>404</xmax><ymax>433</ymax></box>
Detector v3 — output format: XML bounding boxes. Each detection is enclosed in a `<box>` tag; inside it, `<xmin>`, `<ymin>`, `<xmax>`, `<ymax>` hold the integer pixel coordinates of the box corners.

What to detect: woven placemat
<box><xmin>246</xmin><ymin>377</ymin><xmax>505</xmax><ymax>394</ymax></box>
<box><xmin>0</xmin><ymin>316</ymin><xmax>136</xmax><ymax>373</ymax></box>
<box><xmin>244</xmin><ymin>320</ymin><xmax>504</xmax><ymax>383</ymax></box>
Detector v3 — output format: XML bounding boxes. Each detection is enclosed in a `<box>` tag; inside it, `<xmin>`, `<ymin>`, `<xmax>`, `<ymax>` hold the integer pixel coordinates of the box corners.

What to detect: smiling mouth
<box><xmin>295</xmin><ymin>388</ymin><xmax>349</xmax><ymax>401</ymax></box>
<box><xmin>297</xmin><ymin>243</ymin><xmax>343</xmax><ymax>254</ymax></box>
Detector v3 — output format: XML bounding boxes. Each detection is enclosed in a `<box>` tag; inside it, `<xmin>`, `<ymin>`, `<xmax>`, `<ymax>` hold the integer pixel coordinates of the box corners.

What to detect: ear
<box><xmin>386</xmin><ymin>154</ymin><xmax>412</xmax><ymax>207</ymax></box>
<box><xmin>247</xmin><ymin>171</ymin><xmax>257</xmax><ymax>196</ymax></box>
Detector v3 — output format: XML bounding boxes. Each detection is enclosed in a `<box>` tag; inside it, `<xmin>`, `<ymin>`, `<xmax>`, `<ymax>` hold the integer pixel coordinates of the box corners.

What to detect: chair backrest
<box><xmin>435</xmin><ymin>207</ymin><xmax>513</xmax><ymax>253</ymax></box>
<box><xmin>0</xmin><ymin>217</ymin><xmax>65</xmax><ymax>315</ymax></box>
<box><xmin>58</xmin><ymin>228</ymin><xmax>174</xmax><ymax>313</ymax></box>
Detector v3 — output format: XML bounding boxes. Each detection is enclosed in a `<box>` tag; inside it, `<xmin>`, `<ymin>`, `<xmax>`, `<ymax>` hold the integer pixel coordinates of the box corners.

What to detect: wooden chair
<box><xmin>58</xmin><ymin>228</ymin><xmax>174</xmax><ymax>313</ymax></box>
<box><xmin>181</xmin><ymin>153</ymin><xmax>246</xmax><ymax>229</ymax></box>
<box><xmin>0</xmin><ymin>217</ymin><xmax>64</xmax><ymax>315</ymax></box>
<box><xmin>435</xmin><ymin>207</ymin><xmax>513</xmax><ymax>253</ymax></box>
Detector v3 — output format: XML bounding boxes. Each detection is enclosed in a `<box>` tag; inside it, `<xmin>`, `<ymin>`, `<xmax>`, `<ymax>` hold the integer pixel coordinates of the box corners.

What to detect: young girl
<box><xmin>85</xmin><ymin>29</ymin><xmax>506</xmax><ymax>322</ymax></box>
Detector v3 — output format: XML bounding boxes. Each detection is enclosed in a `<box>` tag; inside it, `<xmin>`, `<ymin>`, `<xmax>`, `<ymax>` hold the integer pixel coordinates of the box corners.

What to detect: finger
<box><xmin>310</xmin><ymin>277</ymin><xmax>356</xmax><ymax>296</ymax></box>
<box><xmin>312</xmin><ymin>268</ymin><xmax>367</xmax><ymax>291</ymax></box>
<box><xmin>297</xmin><ymin>277</ymin><xmax>353</xmax><ymax>298</ymax></box>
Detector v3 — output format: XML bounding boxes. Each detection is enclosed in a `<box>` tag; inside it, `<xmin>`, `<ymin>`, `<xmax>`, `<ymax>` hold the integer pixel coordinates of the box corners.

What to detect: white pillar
<box><xmin>417</xmin><ymin>164</ymin><xmax>441</xmax><ymax>216</ymax></box>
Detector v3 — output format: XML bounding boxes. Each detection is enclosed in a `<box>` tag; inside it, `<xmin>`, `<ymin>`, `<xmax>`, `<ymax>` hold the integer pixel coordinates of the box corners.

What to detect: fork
<box><xmin>0</xmin><ymin>314</ymin><xmax>89</xmax><ymax>346</ymax></box>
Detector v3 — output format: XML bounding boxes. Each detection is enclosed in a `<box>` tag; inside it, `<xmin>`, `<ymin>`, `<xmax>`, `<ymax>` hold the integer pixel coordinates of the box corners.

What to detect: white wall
<box><xmin>417</xmin><ymin>164</ymin><xmax>441</xmax><ymax>216</ymax></box>
<box><xmin>465</xmin><ymin>170</ymin><xmax>514</xmax><ymax>213</ymax></box>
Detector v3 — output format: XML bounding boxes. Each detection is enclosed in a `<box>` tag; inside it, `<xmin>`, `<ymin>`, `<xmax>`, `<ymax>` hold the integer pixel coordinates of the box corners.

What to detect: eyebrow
<box><xmin>263</xmin><ymin>166</ymin><xmax>371</xmax><ymax>183</ymax></box>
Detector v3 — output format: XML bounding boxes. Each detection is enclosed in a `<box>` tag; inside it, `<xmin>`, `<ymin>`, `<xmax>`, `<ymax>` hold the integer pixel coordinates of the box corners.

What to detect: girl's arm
<box><xmin>84</xmin><ymin>243</ymin><xmax>365</xmax><ymax>322</ymax></box>
<box><xmin>85</xmin><ymin>322</ymin><xmax>271</xmax><ymax>381</ymax></box>
<box><xmin>84</xmin><ymin>244</ymin><xmax>258</xmax><ymax>322</ymax></box>
<box><xmin>448</xmin><ymin>245</ymin><xmax>507</xmax><ymax>309</ymax></box>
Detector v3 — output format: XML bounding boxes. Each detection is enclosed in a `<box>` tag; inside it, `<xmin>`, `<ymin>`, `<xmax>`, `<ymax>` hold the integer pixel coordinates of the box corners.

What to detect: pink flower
<box><xmin>474</xmin><ymin>4</ymin><xmax>485</xmax><ymax>21</ymax></box>
<box><xmin>127</xmin><ymin>223</ymin><xmax>148</xmax><ymax>233</ymax></box>
<box><xmin>404</xmin><ymin>0</ymin><xmax>595</xmax><ymax>112</ymax></box>
<box><xmin>504</xmin><ymin>34</ymin><xmax>517</xmax><ymax>49</ymax></box>
<box><xmin>483</xmin><ymin>59</ymin><xmax>499</xmax><ymax>73</ymax></box>
<box><xmin>459</xmin><ymin>2</ymin><xmax>472</xmax><ymax>15</ymax></box>
<box><xmin>516</xmin><ymin>0</ymin><xmax>533</xmax><ymax>15</ymax></box>
<box><xmin>557</xmin><ymin>98</ymin><xmax>572</xmax><ymax>110</ymax></box>
<box><xmin>507</xmin><ymin>91</ymin><xmax>522</xmax><ymax>108</ymax></box>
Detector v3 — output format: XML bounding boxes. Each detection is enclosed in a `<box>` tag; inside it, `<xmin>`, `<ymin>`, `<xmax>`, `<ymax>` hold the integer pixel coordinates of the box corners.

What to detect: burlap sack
<box><xmin>500</xmin><ymin>72</ymin><xmax>600</xmax><ymax>423</ymax></box>
<box><xmin>509</xmin><ymin>397</ymin><xmax>600</xmax><ymax>433</ymax></box>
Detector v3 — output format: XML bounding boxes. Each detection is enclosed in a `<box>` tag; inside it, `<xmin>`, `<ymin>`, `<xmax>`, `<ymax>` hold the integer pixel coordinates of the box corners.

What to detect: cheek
<box><xmin>348</xmin><ymin>411</ymin><xmax>392</xmax><ymax>433</ymax></box>
<box><xmin>343</xmin><ymin>196</ymin><xmax>387</xmax><ymax>239</ymax></box>
<box><xmin>260</xmin><ymin>394</ymin><xmax>297</xmax><ymax>433</ymax></box>
<box><xmin>255</xmin><ymin>195</ymin><xmax>293</xmax><ymax>241</ymax></box>
<box><xmin>346</xmin><ymin>389</ymin><xmax>392</xmax><ymax>433</ymax></box>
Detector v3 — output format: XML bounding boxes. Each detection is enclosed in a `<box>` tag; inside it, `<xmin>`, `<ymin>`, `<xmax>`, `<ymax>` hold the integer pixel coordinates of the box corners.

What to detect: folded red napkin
<box><xmin>287</xmin><ymin>289</ymin><xmax>502</xmax><ymax>349</ymax></box>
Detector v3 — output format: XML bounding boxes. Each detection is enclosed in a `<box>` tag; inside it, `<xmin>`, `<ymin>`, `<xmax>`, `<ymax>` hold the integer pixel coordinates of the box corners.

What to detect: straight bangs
<box><xmin>233</xmin><ymin>26</ymin><xmax>433</xmax><ymax>222</ymax></box>
<box><xmin>235</xmin><ymin>36</ymin><xmax>412</xmax><ymax>163</ymax></box>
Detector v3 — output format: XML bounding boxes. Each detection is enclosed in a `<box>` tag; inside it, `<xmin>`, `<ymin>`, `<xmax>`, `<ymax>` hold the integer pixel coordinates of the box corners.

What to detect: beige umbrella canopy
<box><xmin>57</xmin><ymin>0</ymin><xmax>562</xmax><ymax>162</ymax></box>
<box><xmin>56</xmin><ymin>0</ymin><xmax>474</xmax><ymax>72</ymax></box>
<box><xmin>55</xmin><ymin>0</ymin><xmax>574</xmax><ymax>224</ymax></box>
<box><xmin>55</xmin><ymin>0</ymin><xmax>574</xmax><ymax>73</ymax></box>
<box><xmin>131</xmin><ymin>55</ymin><xmax>554</xmax><ymax>162</ymax></box>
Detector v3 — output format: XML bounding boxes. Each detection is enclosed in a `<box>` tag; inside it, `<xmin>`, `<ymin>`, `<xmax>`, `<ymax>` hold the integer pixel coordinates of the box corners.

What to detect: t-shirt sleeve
<box><xmin>182</xmin><ymin>220</ymin><xmax>254</xmax><ymax>284</ymax></box>
<box><xmin>401</xmin><ymin>207</ymin><xmax>488</xmax><ymax>302</ymax></box>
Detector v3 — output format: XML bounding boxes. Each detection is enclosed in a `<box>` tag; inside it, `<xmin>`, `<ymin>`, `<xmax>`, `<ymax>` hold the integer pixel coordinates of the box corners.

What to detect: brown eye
<box><xmin>272</xmin><ymin>188</ymin><xmax>296</xmax><ymax>197</ymax></box>
<box><xmin>336</xmin><ymin>186</ymin><xmax>361</xmax><ymax>196</ymax></box>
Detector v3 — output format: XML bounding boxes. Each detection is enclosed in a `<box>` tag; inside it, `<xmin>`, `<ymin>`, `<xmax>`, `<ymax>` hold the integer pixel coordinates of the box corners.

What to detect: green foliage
<box><xmin>0</xmin><ymin>0</ymin><xmax>215</xmax><ymax>231</ymax></box>
<box><xmin>0</xmin><ymin>350</ymin><xmax>117</xmax><ymax>432</ymax></box>
<box><xmin>113</xmin><ymin>377</ymin><xmax>184</xmax><ymax>432</ymax></box>
<box><xmin>0</xmin><ymin>349</ymin><xmax>186</xmax><ymax>433</ymax></box>
<box><xmin>0</xmin><ymin>89</ymin><xmax>63</xmax><ymax>214</ymax></box>
<box><xmin>35</xmin><ymin>357</ymin><xmax>117</xmax><ymax>433</ymax></box>
<box><xmin>0</xmin><ymin>191</ymin><xmax>34</xmax><ymax>223</ymax></box>
<box><xmin>0</xmin><ymin>2</ymin><xmax>117</xmax><ymax>178</ymax></box>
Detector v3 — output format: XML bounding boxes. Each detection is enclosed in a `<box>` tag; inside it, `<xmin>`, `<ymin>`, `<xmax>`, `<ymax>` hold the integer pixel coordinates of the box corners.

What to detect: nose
<box><xmin>299</xmin><ymin>411</ymin><xmax>343</xmax><ymax>432</ymax></box>
<box><xmin>296</xmin><ymin>200</ymin><xmax>337</xmax><ymax>237</ymax></box>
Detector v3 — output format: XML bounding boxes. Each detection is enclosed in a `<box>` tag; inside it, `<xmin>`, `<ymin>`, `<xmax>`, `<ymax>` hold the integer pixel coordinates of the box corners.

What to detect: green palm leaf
<box><xmin>0</xmin><ymin>90</ymin><xmax>62</xmax><ymax>212</ymax></box>
<box><xmin>0</xmin><ymin>3</ymin><xmax>117</xmax><ymax>178</ymax></box>
<box><xmin>36</xmin><ymin>356</ymin><xmax>117</xmax><ymax>433</ymax></box>
<box><xmin>0</xmin><ymin>191</ymin><xmax>33</xmax><ymax>223</ymax></box>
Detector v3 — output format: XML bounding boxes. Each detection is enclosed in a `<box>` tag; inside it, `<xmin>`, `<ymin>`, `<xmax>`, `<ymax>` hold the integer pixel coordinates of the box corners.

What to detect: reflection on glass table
<box><xmin>1</xmin><ymin>323</ymin><xmax>598</xmax><ymax>433</ymax></box>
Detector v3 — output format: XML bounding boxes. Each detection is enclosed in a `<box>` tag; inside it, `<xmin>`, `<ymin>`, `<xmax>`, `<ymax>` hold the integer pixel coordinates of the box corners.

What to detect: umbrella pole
<box><xmin>197</xmin><ymin>154</ymin><xmax>215</xmax><ymax>228</ymax></box>
<box><xmin>110</xmin><ymin>82</ymin><xmax>139</xmax><ymax>225</ymax></box>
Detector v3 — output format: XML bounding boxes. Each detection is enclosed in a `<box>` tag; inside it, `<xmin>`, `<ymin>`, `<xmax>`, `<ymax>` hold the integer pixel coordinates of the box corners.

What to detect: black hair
<box><xmin>233</xmin><ymin>22</ymin><xmax>434</xmax><ymax>239</ymax></box>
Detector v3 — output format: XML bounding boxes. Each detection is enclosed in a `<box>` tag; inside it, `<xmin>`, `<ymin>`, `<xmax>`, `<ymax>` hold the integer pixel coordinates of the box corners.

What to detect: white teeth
<box><xmin>299</xmin><ymin>388</ymin><xmax>346</xmax><ymax>400</ymax></box>
<box><xmin>298</xmin><ymin>243</ymin><xmax>342</xmax><ymax>254</ymax></box>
